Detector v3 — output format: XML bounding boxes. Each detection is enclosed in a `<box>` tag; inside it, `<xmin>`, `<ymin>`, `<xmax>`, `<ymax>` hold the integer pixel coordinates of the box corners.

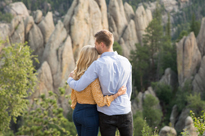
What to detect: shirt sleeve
<box><xmin>67</xmin><ymin>61</ymin><xmax>98</xmax><ymax>92</ymax></box>
<box><xmin>126</xmin><ymin>65</ymin><xmax>132</xmax><ymax>100</ymax></box>
<box><xmin>91</xmin><ymin>79</ymin><xmax>114</xmax><ymax>107</ymax></box>
<box><xmin>71</xmin><ymin>89</ymin><xmax>77</xmax><ymax>109</ymax></box>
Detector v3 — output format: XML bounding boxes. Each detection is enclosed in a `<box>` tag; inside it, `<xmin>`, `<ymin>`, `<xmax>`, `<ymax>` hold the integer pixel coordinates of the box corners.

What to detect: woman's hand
<box><xmin>117</xmin><ymin>85</ymin><xmax>127</xmax><ymax>96</ymax></box>
<box><xmin>69</xmin><ymin>71</ymin><xmax>74</xmax><ymax>78</ymax></box>
<box><xmin>113</xmin><ymin>85</ymin><xmax>127</xmax><ymax>99</ymax></box>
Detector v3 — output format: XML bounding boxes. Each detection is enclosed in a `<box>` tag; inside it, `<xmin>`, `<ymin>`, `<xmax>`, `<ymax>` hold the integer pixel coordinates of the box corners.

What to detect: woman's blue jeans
<box><xmin>73</xmin><ymin>103</ymin><xmax>99</xmax><ymax>136</ymax></box>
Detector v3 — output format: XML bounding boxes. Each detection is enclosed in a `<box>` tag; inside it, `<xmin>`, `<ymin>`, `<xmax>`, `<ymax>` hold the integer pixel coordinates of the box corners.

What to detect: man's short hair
<box><xmin>94</xmin><ymin>30</ymin><xmax>114</xmax><ymax>48</ymax></box>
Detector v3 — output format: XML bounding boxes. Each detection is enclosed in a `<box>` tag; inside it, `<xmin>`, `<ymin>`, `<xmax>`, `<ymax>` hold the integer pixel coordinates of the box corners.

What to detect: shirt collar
<box><xmin>100</xmin><ymin>51</ymin><xmax>118</xmax><ymax>58</ymax></box>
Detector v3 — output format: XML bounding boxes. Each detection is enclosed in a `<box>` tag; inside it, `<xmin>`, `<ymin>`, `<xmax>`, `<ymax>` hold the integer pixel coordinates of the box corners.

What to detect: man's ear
<box><xmin>101</xmin><ymin>42</ymin><xmax>105</xmax><ymax>48</ymax></box>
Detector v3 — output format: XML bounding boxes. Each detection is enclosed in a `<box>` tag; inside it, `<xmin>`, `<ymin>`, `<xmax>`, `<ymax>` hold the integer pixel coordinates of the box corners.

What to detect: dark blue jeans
<box><xmin>99</xmin><ymin>111</ymin><xmax>133</xmax><ymax>136</ymax></box>
<box><xmin>73</xmin><ymin>103</ymin><xmax>99</xmax><ymax>136</ymax></box>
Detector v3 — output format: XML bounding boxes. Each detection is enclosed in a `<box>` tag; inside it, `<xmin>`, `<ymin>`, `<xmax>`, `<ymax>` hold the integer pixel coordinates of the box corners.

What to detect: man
<box><xmin>67</xmin><ymin>30</ymin><xmax>133</xmax><ymax>136</ymax></box>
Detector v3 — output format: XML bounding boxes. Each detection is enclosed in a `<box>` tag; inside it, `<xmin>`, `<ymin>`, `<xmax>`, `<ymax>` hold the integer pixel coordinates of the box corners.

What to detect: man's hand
<box><xmin>69</xmin><ymin>71</ymin><xmax>74</xmax><ymax>78</ymax></box>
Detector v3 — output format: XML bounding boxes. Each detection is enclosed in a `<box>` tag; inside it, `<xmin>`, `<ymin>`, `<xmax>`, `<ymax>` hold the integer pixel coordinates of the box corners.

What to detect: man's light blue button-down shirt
<box><xmin>67</xmin><ymin>51</ymin><xmax>132</xmax><ymax>115</ymax></box>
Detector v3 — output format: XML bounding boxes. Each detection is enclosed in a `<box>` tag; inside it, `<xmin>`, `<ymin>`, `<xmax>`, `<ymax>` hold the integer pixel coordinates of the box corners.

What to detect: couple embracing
<box><xmin>67</xmin><ymin>30</ymin><xmax>133</xmax><ymax>136</ymax></box>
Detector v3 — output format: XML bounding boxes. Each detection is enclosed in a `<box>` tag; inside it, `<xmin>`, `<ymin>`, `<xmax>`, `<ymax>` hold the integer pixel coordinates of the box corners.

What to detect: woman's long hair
<box><xmin>73</xmin><ymin>45</ymin><xmax>98</xmax><ymax>80</ymax></box>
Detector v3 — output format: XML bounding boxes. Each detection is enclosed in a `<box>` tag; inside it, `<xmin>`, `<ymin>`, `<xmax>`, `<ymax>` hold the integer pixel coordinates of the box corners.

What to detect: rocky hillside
<box><xmin>2</xmin><ymin>0</ymin><xmax>204</xmax><ymax>39</ymax></box>
<box><xmin>109</xmin><ymin>0</ymin><xmax>204</xmax><ymax>41</ymax></box>
<box><xmin>1</xmin><ymin>0</ymin><xmax>205</xmax><ymax>135</ymax></box>
<box><xmin>133</xmin><ymin>0</ymin><xmax>204</xmax><ymax>40</ymax></box>
<box><xmin>0</xmin><ymin>0</ymin><xmax>153</xmax><ymax>116</ymax></box>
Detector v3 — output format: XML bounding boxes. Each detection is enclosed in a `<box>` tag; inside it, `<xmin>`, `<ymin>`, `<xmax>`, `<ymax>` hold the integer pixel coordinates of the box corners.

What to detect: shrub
<box><xmin>175</xmin><ymin>80</ymin><xmax>192</xmax><ymax>112</ymax></box>
<box><xmin>154</xmin><ymin>83</ymin><xmax>173</xmax><ymax>105</ymax></box>
<box><xmin>141</xmin><ymin>119</ymin><xmax>152</xmax><ymax>136</ymax></box>
<box><xmin>190</xmin><ymin>110</ymin><xmax>205</xmax><ymax>136</ymax></box>
<box><xmin>187</xmin><ymin>93</ymin><xmax>205</xmax><ymax>117</ymax></box>
<box><xmin>16</xmin><ymin>88</ymin><xmax>73</xmax><ymax>136</ymax></box>
<box><xmin>143</xmin><ymin>94</ymin><xmax>162</xmax><ymax>128</ymax></box>
<box><xmin>133</xmin><ymin>112</ymin><xmax>150</xmax><ymax>136</ymax></box>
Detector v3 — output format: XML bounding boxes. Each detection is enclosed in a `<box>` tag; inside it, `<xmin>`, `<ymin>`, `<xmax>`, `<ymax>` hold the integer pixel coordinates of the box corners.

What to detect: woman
<box><xmin>71</xmin><ymin>45</ymin><xmax>126</xmax><ymax>136</ymax></box>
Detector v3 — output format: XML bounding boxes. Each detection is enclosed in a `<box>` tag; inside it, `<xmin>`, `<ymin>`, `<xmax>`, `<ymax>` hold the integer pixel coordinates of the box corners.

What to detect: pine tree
<box><xmin>143</xmin><ymin>18</ymin><xmax>163</xmax><ymax>77</ymax></box>
<box><xmin>190</xmin><ymin>13</ymin><xmax>201</xmax><ymax>37</ymax></box>
<box><xmin>161</xmin><ymin>12</ymin><xmax>177</xmax><ymax>74</ymax></box>
<box><xmin>176</xmin><ymin>30</ymin><xmax>188</xmax><ymax>42</ymax></box>
<box><xmin>166</xmin><ymin>12</ymin><xmax>171</xmax><ymax>41</ymax></box>
<box><xmin>130</xmin><ymin>43</ymin><xmax>149</xmax><ymax>92</ymax></box>
<box><xmin>190</xmin><ymin>14</ymin><xmax>196</xmax><ymax>34</ymax></box>
<box><xmin>0</xmin><ymin>41</ymin><xmax>37</xmax><ymax>133</ymax></box>
<box><xmin>153</xmin><ymin>0</ymin><xmax>162</xmax><ymax>25</ymax></box>
<box><xmin>144</xmin><ymin>1</ymin><xmax>163</xmax><ymax>78</ymax></box>
<box><xmin>130</xmin><ymin>2</ymin><xmax>164</xmax><ymax>90</ymax></box>
<box><xmin>17</xmin><ymin>88</ymin><xmax>74</xmax><ymax>136</ymax></box>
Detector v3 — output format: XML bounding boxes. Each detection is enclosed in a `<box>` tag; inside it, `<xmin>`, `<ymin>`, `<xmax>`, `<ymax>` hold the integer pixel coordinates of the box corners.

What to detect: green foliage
<box><xmin>133</xmin><ymin>112</ymin><xmax>148</xmax><ymax>136</ymax></box>
<box><xmin>173</xmin><ymin>23</ymin><xmax>190</xmax><ymax>41</ymax></box>
<box><xmin>130</xmin><ymin>1</ymin><xmax>177</xmax><ymax>93</ymax></box>
<box><xmin>166</xmin><ymin>13</ymin><xmax>171</xmax><ymax>40</ymax></box>
<box><xmin>0</xmin><ymin>12</ymin><xmax>13</xmax><ymax>23</ymax></box>
<box><xmin>13</xmin><ymin>0</ymin><xmax>73</xmax><ymax>15</ymax></box>
<box><xmin>155</xmin><ymin>83</ymin><xmax>173</xmax><ymax>105</ymax></box>
<box><xmin>187</xmin><ymin>93</ymin><xmax>205</xmax><ymax>117</ymax></box>
<box><xmin>113</xmin><ymin>41</ymin><xmax>122</xmax><ymax>55</ymax></box>
<box><xmin>152</xmin><ymin>82</ymin><xmax>176</xmax><ymax>127</ymax></box>
<box><xmin>2</xmin><ymin>129</ymin><xmax>15</xmax><ymax>136</ymax></box>
<box><xmin>176</xmin><ymin>30</ymin><xmax>188</xmax><ymax>42</ymax></box>
<box><xmin>153</xmin><ymin>1</ymin><xmax>162</xmax><ymax>24</ymax></box>
<box><xmin>181</xmin><ymin>129</ymin><xmax>190</xmax><ymax>136</ymax></box>
<box><xmin>0</xmin><ymin>40</ymin><xmax>37</xmax><ymax>133</ymax></box>
<box><xmin>160</xmin><ymin>42</ymin><xmax>177</xmax><ymax>74</ymax></box>
<box><xmin>115</xmin><ymin>129</ymin><xmax>120</xmax><ymax>136</ymax></box>
<box><xmin>172</xmin><ymin>12</ymin><xmax>201</xmax><ymax>42</ymax></box>
<box><xmin>156</xmin><ymin>11</ymin><xmax>177</xmax><ymax>77</ymax></box>
<box><xmin>190</xmin><ymin>110</ymin><xmax>205</xmax><ymax>136</ymax></box>
<box><xmin>151</xmin><ymin>128</ymin><xmax>159</xmax><ymax>136</ymax></box>
<box><xmin>175</xmin><ymin>80</ymin><xmax>192</xmax><ymax>112</ymax></box>
<box><xmin>133</xmin><ymin>105</ymin><xmax>161</xmax><ymax>136</ymax></box>
<box><xmin>143</xmin><ymin>17</ymin><xmax>163</xmax><ymax>81</ymax></box>
<box><xmin>17</xmin><ymin>88</ymin><xmax>74</xmax><ymax>136</ymax></box>
<box><xmin>122</xmin><ymin>0</ymin><xmax>155</xmax><ymax>11</ymax></box>
<box><xmin>143</xmin><ymin>18</ymin><xmax>163</xmax><ymax>63</ymax></box>
<box><xmin>130</xmin><ymin>43</ymin><xmax>149</xmax><ymax>92</ymax></box>
<box><xmin>172</xmin><ymin>0</ymin><xmax>205</xmax><ymax>41</ymax></box>
<box><xmin>129</xmin><ymin>2</ymin><xmax>177</xmax><ymax>131</ymax></box>
<box><xmin>141</xmin><ymin>119</ymin><xmax>152</xmax><ymax>136</ymax></box>
<box><xmin>133</xmin><ymin>111</ymin><xmax>153</xmax><ymax>136</ymax></box>
<box><xmin>190</xmin><ymin>14</ymin><xmax>201</xmax><ymax>37</ymax></box>
<box><xmin>140</xmin><ymin>119</ymin><xmax>159</xmax><ymax>136</ymax></box>
<box><xmin>143</xmin><ymin>94</ymin><xmax>162</xmax><ymax>128</ymax></box>
<box><xmin>134</xmin><ymin>117</ymin><xmax>145</xmax><ymax>136</ymax></box>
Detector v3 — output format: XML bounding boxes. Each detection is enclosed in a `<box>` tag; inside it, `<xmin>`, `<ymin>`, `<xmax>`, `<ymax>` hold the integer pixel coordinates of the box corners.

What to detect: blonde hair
<box><xmin>73</xmin><ymin>45</ymin><xmax>98</xmax><ymax>80</ymax></box>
